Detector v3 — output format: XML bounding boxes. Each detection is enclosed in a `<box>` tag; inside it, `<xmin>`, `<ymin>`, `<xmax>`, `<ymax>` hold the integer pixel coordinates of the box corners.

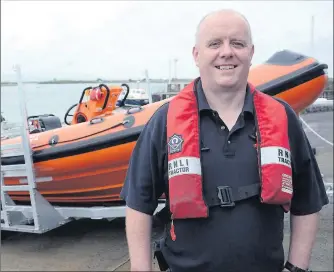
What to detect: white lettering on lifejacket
<box><xmin>260</xmin><ymin>146</ymin><xmax>291</xmax><ymax>168</ymax></box>
<box><xmin>281</xmin><ymin>173</ymin><xmax>293</xmax><ymax>194</ymax></box>
<box><xmin>168</xmin><ymin>156</ymin><xmax>202</xmax><ymax>179</ymax></box>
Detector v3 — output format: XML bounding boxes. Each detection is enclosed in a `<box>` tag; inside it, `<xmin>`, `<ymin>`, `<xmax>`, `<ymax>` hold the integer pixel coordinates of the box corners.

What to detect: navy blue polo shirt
<box><xmin>120</xmin><ymin>78</ymin><xmax>329</xmax><ymax>272</ymax></box>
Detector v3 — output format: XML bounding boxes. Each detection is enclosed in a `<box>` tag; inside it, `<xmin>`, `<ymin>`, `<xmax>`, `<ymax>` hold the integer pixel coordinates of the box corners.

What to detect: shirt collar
<box><xmin>195</xmin><ymin>78</ymin><xmax>254</xmax><ymax>116</ymax></box>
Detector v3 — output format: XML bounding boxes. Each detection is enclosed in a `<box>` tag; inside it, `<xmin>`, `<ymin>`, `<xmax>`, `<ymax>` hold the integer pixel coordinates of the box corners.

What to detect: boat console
<box><xmin>64</xmin><ymin>83</ymin><xmax>130</xmax><ymax>125</ymax></box>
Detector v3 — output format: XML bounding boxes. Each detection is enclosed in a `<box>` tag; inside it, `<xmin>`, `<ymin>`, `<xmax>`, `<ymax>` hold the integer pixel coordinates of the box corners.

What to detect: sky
<box><xmin>1</xmin><ymin>0</ymin><xmax>333</xmax><ymax>81</ymax></box>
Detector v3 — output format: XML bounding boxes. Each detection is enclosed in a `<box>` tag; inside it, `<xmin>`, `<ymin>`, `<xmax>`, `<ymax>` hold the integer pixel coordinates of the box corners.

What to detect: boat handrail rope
<box><xmin>299</xmin><ymin>116</ymin><xmax>333</xmax><ymax>146</ymax></box>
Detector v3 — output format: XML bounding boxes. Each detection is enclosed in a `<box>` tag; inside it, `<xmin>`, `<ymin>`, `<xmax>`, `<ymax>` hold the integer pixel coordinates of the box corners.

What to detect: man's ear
<box><xmin>250</xmin><ymin>44</ymin><xmax>255</xmax><ymax>66</ymax></box>
<box><xmin>192</xmin><ymin>46</ymin><xmax>199</xmax><ymax>67</ymax></box>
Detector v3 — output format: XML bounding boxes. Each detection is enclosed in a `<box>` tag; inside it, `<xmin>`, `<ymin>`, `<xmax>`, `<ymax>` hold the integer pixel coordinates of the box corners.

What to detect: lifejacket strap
<box><xmin>206</xmin><ymin>183</ymin><xmax>261</xmax><ymax>208</ymax></box>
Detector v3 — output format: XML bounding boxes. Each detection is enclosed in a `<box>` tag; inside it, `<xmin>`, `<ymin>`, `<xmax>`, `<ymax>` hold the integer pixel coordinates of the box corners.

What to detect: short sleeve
<box><xmin>120</xmin><ymin>104</ymin><xmax>168</xmax><ymax>215</ymax></box>
<box><xmin>284</xmin><ymin>104</ymin><xmax>329</xmax><ymax>215</ymax></box>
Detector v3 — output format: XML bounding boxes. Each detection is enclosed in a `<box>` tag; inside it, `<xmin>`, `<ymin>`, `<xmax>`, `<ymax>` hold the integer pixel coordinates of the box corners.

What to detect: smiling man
<box><xmin>121</xmin><ymin>9</ymin><xmax>328</xmax><ymax>272</ymax></box>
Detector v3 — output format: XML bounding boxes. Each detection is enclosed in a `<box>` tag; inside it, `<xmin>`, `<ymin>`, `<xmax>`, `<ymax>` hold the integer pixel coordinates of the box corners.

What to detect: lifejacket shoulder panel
<box><xmin>167</xmin><ymin>81</ymin><xmax>208</xmax><ymax>219</ymax></box>
<box><xmin>252</xmin><ymin>87</ymin><xmax>293</xmax><ymax>210</ymax></box>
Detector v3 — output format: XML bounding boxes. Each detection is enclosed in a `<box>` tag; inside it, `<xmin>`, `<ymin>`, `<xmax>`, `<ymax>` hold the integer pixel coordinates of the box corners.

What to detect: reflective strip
<box><xmin>168</xmin><ymin>156</ymin><xmax>201</xmax><ymax>179</ymax></box>
<box><xmin>260</xmin><ymin>146</ymin><xmax>291</xmax><ymax>168</ymax></box>
<box><xmin>281</xmin><ymin>173</ymin><xmax>293</xmax><ymax>194</ymax></box>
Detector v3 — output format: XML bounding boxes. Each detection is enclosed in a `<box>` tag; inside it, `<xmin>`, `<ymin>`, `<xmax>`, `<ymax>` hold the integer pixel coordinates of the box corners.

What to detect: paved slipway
<box><xmin>1</xmin><ymin>112</ymin><xmax>333</xmax><ymax>272</ymax></box>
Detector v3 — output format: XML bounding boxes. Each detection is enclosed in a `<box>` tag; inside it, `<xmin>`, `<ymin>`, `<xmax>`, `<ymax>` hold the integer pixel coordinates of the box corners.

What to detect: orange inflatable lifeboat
<box><xmin>1</xmin><ymin>50</ymin><xmax>328</xmax><ymax>205</ymax></box>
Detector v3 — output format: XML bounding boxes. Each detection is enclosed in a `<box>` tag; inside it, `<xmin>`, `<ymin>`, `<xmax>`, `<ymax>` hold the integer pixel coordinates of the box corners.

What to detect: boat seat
<box><xmin>28</xmin><ymin>114</ymin><xmax>62</xmax><ymax>133</ymax></box>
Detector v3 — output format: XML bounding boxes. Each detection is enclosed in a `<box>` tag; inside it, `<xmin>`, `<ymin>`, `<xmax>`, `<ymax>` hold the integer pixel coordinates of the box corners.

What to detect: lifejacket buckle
<box><xmin>217</xmin><ymin>186</ymin><xmax>235</xmax><ymax>207</ymax></box>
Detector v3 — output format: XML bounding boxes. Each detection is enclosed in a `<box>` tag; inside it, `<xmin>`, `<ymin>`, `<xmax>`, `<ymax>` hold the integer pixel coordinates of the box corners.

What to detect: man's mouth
<box><xmin>215</xmin><ymin>65</ymin><xmax>238</xmax><ymax>70</ymax></box>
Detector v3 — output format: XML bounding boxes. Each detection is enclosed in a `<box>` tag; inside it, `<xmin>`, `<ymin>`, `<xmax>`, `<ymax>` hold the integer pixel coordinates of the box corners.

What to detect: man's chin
<box><xmin>215</xmin><ymin>77</ymin><xmax>238</xmax><ymax>89</ymax></box>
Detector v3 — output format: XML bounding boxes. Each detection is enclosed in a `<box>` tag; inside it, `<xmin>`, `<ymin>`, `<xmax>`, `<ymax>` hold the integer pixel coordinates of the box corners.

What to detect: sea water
<box><xmin>1</xmin><ymin>82</ymin><xmax>167</xmax><ymax>124</ymax></box>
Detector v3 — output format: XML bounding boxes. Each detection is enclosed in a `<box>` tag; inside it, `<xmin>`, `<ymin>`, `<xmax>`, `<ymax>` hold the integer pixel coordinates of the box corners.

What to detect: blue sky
<box><xmin>1</xmin><ymin>1</ymin><xmax>333</xmax><ymax>81</ymax></box>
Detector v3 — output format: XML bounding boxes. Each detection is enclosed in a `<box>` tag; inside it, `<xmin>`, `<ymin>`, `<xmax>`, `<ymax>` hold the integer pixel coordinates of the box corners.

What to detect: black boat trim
<box><xmin>264</xmin><ymin>50</ymin><xmax>308</xmax><ymax>66</ymax></box>
<box><xmin>2</xmin><ymin>125</ymin><xmax>145</xmax><ymax>165</ymax></box>
<box><xmin>258</xmin><ymin>62</ymin><xmax>328</xmax><ymax>96</ymax></box>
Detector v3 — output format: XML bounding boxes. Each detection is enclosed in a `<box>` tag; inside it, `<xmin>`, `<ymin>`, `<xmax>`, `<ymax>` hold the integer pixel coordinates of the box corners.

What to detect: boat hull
<box><xmin>4</xmin><ymin>142</ymin><xmax>137</xmax><ymax>204</ymax></box>
<box><xmin>1</xmin><ymin>50</ymin><xmax>328</xmax><ymax>204</ymax></box>
<box><xmin>248</xmin><ymin>51</ymin><xmax>328</xmax><ymax>113</ymax></box>
<box><xmin>2</xmin><ymin>101</ymin><xmax>164</xmax><ymax>204</ymax></box>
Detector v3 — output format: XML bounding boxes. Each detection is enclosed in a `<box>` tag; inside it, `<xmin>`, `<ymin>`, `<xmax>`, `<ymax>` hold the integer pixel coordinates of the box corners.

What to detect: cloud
<box><xmin>1</xmin><ymin>1</ymin><xmax>333</xmax><ymax>81</ymax></box>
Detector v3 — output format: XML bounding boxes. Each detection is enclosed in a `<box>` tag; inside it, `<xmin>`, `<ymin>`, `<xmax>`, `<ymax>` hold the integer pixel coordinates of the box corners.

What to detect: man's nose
<box><xmin>219</xmin><ymin>42</ymin><xmax>234</xmax><ymax>58</ymax></box>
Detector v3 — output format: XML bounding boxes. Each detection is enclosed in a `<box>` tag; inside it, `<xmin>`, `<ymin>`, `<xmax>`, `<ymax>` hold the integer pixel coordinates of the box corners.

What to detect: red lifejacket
<box><xmin>166</xmin><ymin>79</ymin><xmax>293</xmax><ymax>239</ymax></box>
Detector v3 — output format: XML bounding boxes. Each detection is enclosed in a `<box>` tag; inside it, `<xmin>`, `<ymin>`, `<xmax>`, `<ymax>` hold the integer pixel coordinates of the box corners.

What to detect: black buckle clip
<box><xmin>217</xmin><ymin>186</ymin><xmax>235</xmax><ymax>207</ymax></box>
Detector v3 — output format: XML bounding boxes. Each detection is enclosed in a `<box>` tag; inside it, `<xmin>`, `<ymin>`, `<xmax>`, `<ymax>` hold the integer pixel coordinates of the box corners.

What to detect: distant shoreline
<box><xmin>1</xmin><ymin>78</ymin><xmax>194</xmax><ymax>86</ymax></box>
<box><xmin>1</xmin><ymin>81</ymin><xmax>104</xmax><ymax>86</ymax></box>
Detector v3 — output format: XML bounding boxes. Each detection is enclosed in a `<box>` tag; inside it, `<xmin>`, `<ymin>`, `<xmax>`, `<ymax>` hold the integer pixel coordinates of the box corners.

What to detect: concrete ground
<box><xmin>1</xmin><ymin>111</ymin><xmax>333</xmax><ymax>271</ymax></box>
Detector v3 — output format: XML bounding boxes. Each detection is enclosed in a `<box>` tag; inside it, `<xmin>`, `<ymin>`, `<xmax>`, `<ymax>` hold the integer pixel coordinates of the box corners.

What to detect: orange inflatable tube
<box><xmin>1</xmin><ymin>50</ymin><xmax>328</xmax><ymax>205</ymax></box>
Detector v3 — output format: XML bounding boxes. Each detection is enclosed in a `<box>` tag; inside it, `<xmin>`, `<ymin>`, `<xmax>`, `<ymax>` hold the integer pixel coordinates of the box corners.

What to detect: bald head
<box><xmin>195</xmin><ymin>9</ymin><xmax>253</xmax><ymax>46</ymax></box>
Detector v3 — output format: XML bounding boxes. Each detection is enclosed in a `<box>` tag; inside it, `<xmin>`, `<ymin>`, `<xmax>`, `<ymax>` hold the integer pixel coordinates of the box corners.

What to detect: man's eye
<box><xmin>209</xmin><ymin>41</ymin><xmax>220</xmax><ymax>47</ymax></box>
<box><xmin>232</xmin><ymin>41</ymin><xmax>245</xmax><ymax>48</ymax></box>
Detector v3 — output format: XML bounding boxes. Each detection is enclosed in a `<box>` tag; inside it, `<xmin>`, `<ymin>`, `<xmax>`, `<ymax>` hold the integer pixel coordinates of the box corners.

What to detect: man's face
<box><xmin>193</xmin><ymin>12</ymin><xmax>254</xmax><ymax>90</ymax></box>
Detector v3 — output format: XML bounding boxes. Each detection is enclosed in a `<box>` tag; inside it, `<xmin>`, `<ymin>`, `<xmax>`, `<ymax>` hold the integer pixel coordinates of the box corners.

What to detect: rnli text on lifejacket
<box><xmin>168</xmin><ymin>157</ymin><xmax>202</xmax><ymax>178</ymax></box>
<box><xmin>278</xmin><ymin>148</ymin><xmax>291</xmax><ymax>166</ymax></box>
